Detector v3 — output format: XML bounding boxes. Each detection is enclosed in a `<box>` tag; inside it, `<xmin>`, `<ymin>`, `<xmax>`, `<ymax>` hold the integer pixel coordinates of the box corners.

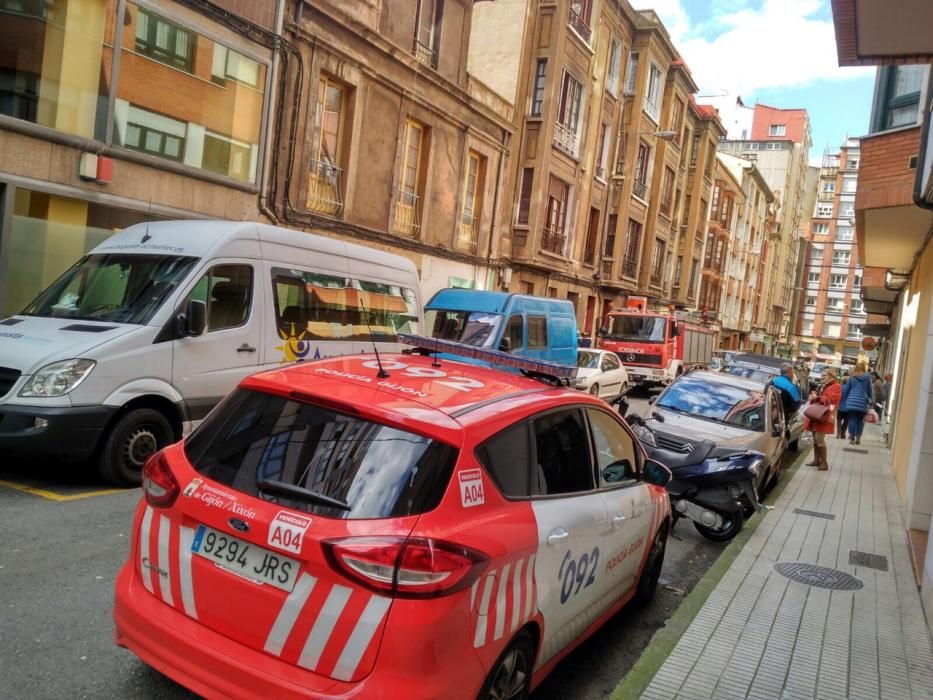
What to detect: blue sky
<box><xmin>631</xmin><ymin>0</ymin><xmax>876</xmax><ymax>164</ymax></box>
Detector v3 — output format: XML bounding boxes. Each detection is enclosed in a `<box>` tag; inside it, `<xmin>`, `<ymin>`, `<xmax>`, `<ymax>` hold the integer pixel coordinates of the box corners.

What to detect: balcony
<box><xmin>456</xmin><ymin>214</ymin><xmax>477</xmax><ymax>253</ymax></box>
<box><xmin>541</xmin><ymin>226</ymin><xmax>567</xmax><ymax>255</ymax></box>
<box><xmin>567</xmin><ymin>7</ymin><xmax>592</xmax><ymax>43</ymax></box>
<box><xmin>621</xmin><ymin>256</ymin><xmax>638</xmax><ymax>279</ymax></box>
<box><xmin>632</xmin><ymin>179</ymin><xmax>648</xmax><ymax>200</ymax></box>
<box><xmin>306</xmin><ymin>160</ymin><xmax>344</xmax><ymax>217</ymax></box>
<box><xmin>601</xmin><ymin>259</ymin><xmax>614</xmax><ymax>278</ymax></box>
<box><xmin>393</xmin><ymin>190</ymin><xmax>421</xmax><ymax>237</ymax></box>
<box><xmin>553</xmin><ymin>122</ymin><xmax>579</xmax><ymax>157</ymax></box>
<box><xmin>413</xmin><ymin>40</ymin><xmax>437</xmax><ymax>69</ymax></box>
<box><xmin>584</xmin><ymin>248</ymin><xmax>595</xmax><ymax>265</ymax></box>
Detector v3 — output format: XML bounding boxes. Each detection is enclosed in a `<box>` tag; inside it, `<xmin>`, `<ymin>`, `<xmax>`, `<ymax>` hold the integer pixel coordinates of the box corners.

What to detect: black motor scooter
<box><xmin>614</xmin><ymin>397</ymin><xmax>762</xmax><ymax>542</ymax></box>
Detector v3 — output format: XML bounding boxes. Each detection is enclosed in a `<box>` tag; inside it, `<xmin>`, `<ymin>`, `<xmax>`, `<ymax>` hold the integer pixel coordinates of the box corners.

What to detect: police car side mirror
<box><xmin>186</xmin><ymin>299</ymin><xmax>207</xmax><ymax>337</ymax></box>
<box><xmin>643</xmin><ymin>459</ymin><xmax>672</xmax><ymax>487</ymax></box>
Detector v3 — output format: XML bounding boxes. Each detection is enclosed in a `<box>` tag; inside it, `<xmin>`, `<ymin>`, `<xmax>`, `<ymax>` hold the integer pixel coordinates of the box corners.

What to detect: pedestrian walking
<box><xmin>882</xmin><ymin>373</ymin><xmax>893</xmax><ymax>415</ymax></box>
<box><xmin>840</xmin><ymin>361</ymin><xmax>873</xmax><ymax>445</ymax></box>
<box><xmin>806</xmin><ymin>367</ymin><xmax>841</xmax><ymax>471</ymax></box>
<box><xmin>871</xmin><ymin>371</ymin><xmax>884</xmax><ymax>414</ymax></box>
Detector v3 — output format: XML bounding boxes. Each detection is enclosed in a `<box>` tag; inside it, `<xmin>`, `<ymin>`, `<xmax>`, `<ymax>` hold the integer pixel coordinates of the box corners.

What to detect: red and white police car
<box><xmin>113</xmin><ymin>337</ymin><xmax>671</xmax><ymax>699</ymax></box>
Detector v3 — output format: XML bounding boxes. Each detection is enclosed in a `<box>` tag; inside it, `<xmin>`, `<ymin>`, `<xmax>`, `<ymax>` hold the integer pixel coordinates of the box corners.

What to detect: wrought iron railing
<box><xmin>567</xmin><ymin>7</ymin><xmax>592</xmax><ymax>42</ymax></box>
<box><xmin>306</xmin><ymin>159</ymin><xmax>344</xmax><ymax>216</ymax></box>
<box><xmin>632</xmin><ymin>179</ymin><xmax>648</xmax><ymax>200</ymax></box>
<box><xmin>584</xmin><ymin>248</ymin><xmax>595</xmax><ymax>265</ymax></box>
<box><xmin>413</xmin><ymin>40</ymin><xmax>437</xmax><ymax>69</ymax></box>
<box><xmin>456</xmin><ymin>213</ymin><xmax>478</xmax><ymax>253</ymax></box>
<box><xmin>621</xmin><ymin>256</ymin><xmax>638</xmax><ymax>279</ymax></box>
<box><xmin>393</xmin><ymin>190</ymin><xmax>421</xmax><ymax>237</ymax></box>
<box><xmin>553</xmin><ymin>121</ymin><xmax>579</xmax><ymax>157</ymax></box>
<box><xmin>541</xmin><ymin>226</ymin><xmax>566</xmax><ymax>255</ymax></box>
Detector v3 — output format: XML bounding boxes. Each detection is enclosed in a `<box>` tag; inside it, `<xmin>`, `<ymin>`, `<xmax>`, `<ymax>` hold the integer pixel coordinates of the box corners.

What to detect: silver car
<box><xmin>631</xmin><ymin>370</ymin><xmax>788</xmax><ymax>493</ymax></box>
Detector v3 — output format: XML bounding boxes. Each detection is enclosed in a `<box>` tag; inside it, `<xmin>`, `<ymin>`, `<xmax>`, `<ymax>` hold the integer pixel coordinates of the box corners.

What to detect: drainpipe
<box><xmin>259</xmin><ymin>0</ymin><xmax>287</xmax><ymax>224</ymax></box>
<box><xmin>485</xmin><ymin>128</ymin><xmax>510</xmax><ymax>290</ymax></box>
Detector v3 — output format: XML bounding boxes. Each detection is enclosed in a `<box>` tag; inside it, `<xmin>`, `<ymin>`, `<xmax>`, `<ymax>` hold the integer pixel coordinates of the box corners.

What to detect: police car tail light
<box><xmin>142</xmin><ymin>451</ymin><xmax>179</xmax><ymax>508</ymax></box>
<box><xmin>324</xmin><ymin>536</ymin><xmax>489</xmax><ymax>598</ymax></box>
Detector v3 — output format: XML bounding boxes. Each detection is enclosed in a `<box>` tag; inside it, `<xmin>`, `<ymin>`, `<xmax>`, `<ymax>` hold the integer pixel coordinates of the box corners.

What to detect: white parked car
<box><xmin>575</xmin><ymin>349</ymin><xmax>630</xmax><ymax>399</ymax></box>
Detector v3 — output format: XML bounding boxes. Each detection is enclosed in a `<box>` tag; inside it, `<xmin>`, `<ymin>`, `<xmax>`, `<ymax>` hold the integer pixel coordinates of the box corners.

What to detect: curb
<box><xmin>610</xmin><ymin>447</ymin><xmax>810</xmax><ymax>700</ymax></box>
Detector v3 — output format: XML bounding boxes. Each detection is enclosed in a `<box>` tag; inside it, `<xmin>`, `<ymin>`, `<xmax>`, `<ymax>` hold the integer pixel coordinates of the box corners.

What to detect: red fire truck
<box><xmin>598</xmin><ymin>301</ymin><xmax>716</xmax><ymax>387</ymax></box>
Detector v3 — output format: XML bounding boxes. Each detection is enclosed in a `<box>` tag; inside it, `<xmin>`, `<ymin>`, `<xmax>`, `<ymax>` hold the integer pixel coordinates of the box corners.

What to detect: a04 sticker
<box><xmin>558</xmin><ymin>547</ymin><xmax>600</xmax><ymax>604</ymax></box>
<box><xmin>360</xmin><ymin>360</ymin><xmax>484</xmax><ymax>392</ymax></box>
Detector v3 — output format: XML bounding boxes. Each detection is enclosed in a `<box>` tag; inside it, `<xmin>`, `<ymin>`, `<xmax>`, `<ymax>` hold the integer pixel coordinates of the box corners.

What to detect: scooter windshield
<box><xmin>22</xmin><ymin>253</ymin><xmax>198</xmax><ymax>325</ymax></box>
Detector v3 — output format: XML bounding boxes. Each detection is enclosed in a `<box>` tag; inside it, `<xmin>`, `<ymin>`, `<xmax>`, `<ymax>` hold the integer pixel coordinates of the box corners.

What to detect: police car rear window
<box><xmin>184</xmin><ymin>389</ymin><xmax>457</xmax><ymax>519</ymax></box>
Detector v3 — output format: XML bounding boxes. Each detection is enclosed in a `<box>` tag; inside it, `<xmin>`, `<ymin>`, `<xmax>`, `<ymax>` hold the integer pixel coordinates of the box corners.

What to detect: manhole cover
<box><xmin>843</xmin><ymin>447</ymin><xmax>870</xmax><ymax>454</ymax></box>
<box><xmin>774</xmin><ymin>562</ymin><xmax>863</xmax><ymax>590</ymax></box>
<box><xmin>793</xmin><ymin>508</ymin><xmax>836</xmax><ymax>520</ymax></box>
<box><xmin>849</xmin><ymin>550</ymin><xmax>888</xmax><ymax>571</ymax></box>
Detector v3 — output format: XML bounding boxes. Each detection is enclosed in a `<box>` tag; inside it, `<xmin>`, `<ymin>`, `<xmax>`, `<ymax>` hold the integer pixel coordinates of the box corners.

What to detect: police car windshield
<box><xmin>605</xmin><ymin>315</ymin><xmax>666</xmax><ymax>342</ymax></box>
<box><xmin>22</xmin><ymin>253</ymin><xmax>197</xmax><ymax>325</ymax></box>
<box><xmin>184</xmin><ymin>389</ymin><xmax>458</xmax><ymax>519</ymax></box>
<box><xmin>657</xmin><ymin>376</ymin><xmax>766</xmax><ymax>431</ymax></box>
<box><xmin>426</xmin><ymin>309</ymin><xmax>502</xmax><ymax>348</ymax></box>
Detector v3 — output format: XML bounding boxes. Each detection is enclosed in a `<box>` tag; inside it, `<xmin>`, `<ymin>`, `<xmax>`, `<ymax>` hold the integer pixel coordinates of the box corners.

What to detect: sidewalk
<box><xmin>640</xmin><ymin>426</ymin><xmax>933</xmax><ymax>700</ymax></box>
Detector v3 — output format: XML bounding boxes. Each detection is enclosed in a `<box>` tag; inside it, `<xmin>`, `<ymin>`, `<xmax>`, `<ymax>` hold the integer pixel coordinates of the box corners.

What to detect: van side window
<box><xmin>527</xmin><ymin>316</ymin><xmax>547</xmax><ymax>349</ymax></box>
<box><xmin>505</xmin><ymin>314</ymin><xmax>523</xmax><ymax>352</ymax></box>
<box><xmin>187</xmin><ymin>265</ymin><xmax>253</xmax><ymax>332</ymax></box>
<box><xmin>475</xmin><ymin>421</ymin><xmax>532</xmax><ymax>498</ymax></box>
<box><xmin>271</xmin><ymin>267</ymin><xmax>419</xmax><ymax>341</ymax></box>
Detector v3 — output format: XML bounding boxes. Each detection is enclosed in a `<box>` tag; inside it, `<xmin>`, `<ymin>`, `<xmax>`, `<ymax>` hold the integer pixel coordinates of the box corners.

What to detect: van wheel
<box><xmin>98</xmin><ymin>408</ymin><xmax>173</xmax><ymax>486</ymax></box>
<box><xmin>478</xmin><ymin>632</ymin><xmax>533</xmax><ymax>700</ymax></box>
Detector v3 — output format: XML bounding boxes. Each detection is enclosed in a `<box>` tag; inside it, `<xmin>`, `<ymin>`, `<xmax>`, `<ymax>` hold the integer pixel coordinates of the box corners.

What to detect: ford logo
<box><xmin>229</xmin><ymin>518</ymin><xmax>250</xmax><ymax>533</ymax></box>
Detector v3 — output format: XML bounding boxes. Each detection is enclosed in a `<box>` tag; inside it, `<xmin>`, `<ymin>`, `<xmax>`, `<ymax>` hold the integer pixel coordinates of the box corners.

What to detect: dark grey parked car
<box><xmin>719</xmin><ymin>354</ymin><xmax>806</xmax><ymax>451</ymax></box>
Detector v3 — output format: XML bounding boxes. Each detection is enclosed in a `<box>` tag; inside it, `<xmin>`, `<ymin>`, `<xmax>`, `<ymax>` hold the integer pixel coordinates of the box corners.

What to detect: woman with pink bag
<box><xmin>805</xmin><ymin>367</ymin><xmax>842</xmax><ymax>471</ymax></box>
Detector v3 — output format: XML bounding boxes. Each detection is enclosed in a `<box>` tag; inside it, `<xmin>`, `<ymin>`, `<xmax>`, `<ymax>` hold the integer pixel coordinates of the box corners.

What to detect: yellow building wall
<box><xmin>891</xmin><ymin>241</ymin><xmax>933</xmax><ymax>500</ymax></box>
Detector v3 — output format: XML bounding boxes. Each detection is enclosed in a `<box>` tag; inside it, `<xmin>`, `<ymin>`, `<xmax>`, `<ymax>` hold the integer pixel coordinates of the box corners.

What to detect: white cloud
<box><xmin>630</xmin><ymin>0</ymin><xmax>873</xmax><ymax>95</ymax></box>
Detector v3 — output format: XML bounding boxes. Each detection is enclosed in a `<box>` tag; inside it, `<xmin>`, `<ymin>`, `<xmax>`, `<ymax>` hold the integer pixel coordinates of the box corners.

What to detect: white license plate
<box><xmin>192</xmin><ymin>525</ymin><xmax>300</xmax><ymax>592</ymax></box>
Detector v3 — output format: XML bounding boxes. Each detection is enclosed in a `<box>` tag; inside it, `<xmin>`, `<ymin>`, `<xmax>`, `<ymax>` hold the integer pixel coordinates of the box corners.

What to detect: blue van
<box><xmin>424</xmin><ymin>289</ymin><xmax>578</xmax><ymax>368</ymax></box>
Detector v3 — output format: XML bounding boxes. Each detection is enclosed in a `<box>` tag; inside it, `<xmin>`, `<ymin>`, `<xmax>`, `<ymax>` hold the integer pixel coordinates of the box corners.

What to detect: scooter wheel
<box><xmin>694</xmin><ymin>509</ymin><xmax>744</xmax><ymax>542</ymax></box>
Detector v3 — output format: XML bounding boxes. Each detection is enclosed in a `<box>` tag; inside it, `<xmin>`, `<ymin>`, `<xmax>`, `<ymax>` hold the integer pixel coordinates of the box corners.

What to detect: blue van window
<box><xmin>505</xmin><ymin>314</ymin><xmax>523</xmax><ymax>351</ymax></box>
<box><xmin>528</xmin><ymin>316</ymin><xmax>547</xmax><ymax>349</ymax></box>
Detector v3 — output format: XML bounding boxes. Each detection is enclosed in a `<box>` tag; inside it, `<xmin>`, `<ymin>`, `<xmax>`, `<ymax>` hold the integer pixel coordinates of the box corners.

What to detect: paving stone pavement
<box><xmin>642</xmin><ymin>427</ymin><xmax>933</xmax><ymax>700</ymax></box>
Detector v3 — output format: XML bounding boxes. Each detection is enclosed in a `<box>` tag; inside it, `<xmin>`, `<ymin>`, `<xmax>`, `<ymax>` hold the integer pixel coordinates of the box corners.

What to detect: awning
<box><xmin>860</xmin><ymin>323</ymin><xmax>892</xmax><ymax>337</ymax></box>
<box><xmin>832</xmin><ymin>0</ymin><xmax>933</xmax><ymax>65</ymax></box>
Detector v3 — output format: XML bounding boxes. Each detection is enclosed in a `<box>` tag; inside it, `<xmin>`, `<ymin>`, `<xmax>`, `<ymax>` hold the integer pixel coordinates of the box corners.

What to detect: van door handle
<box><xmin>612</xmin><ymin>513</ymin><xmax>626</xmax><ymax>526</ymax></box>
<box><xmin>236</xmin><ymin>344</ymin><xmax>257</xmax><ymax>353</ymax></box>
<box><xmin>546</xmin><ymin>528</ymin><xmax>569</xmax><ymax>546</ymax></box>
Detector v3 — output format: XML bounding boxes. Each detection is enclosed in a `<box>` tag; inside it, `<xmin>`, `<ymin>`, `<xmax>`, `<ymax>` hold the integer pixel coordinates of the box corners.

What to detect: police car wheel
<box><xmin>478</xmin><ymin>632</ymin><xmax>533</xmax><ymax>700</ymax></box>
<box><xmin>634</xmin><ymin>524</ymin><xmax>668</xmax><ymax>606</ymax></box>
<box><xmin>98</xmin><ymin>408</ymin><xmax>173</xmax><ymax>487</ymax></box>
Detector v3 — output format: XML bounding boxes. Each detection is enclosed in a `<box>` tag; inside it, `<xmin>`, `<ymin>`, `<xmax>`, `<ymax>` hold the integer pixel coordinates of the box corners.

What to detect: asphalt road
<box><xmin>0</xmin><ymin>387</ymin><xmax>751</xmax><ymax>700</ymax></box>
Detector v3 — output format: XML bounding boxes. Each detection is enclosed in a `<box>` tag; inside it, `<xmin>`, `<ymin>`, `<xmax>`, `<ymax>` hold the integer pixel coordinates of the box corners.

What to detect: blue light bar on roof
<box><xmin>398</xmin><ymin>333</ymin><xmax>578</xmax><ymax>380</ymax></box>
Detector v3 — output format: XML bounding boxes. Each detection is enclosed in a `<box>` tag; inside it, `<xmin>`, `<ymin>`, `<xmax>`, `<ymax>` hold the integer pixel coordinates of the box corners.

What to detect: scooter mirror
<box><xmin>643</xmin><ymin>459</ymin><xmax>672</xmax><ymax>487</ymax></box>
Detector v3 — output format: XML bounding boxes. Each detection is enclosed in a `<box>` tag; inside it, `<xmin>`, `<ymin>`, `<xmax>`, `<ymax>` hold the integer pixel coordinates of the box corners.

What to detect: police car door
<box><xmin>587</xmin><ymin>408</ymin><xmax>653</xmax><ymax>596</ymax></box>
<box><xmin>528</xmin><ymin>407</ymin><xmax>608</xmax><ymax>668</ymax></box>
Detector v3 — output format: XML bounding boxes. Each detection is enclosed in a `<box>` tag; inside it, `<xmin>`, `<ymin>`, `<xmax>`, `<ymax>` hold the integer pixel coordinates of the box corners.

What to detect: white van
<box><xmin>0</xmin><ymin>221</ymin><xmax>422</xmax><ymax>484</ymax></box>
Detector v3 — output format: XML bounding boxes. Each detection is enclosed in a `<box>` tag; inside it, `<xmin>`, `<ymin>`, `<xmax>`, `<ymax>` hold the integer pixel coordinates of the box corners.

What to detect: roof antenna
<box><xmin>360</xmin><ymin>302</ymin><xmax>389</xmax><ymax>378</ymax></box>
<box><xmin>432</xmin><ymin>334</ymin><xmax>441</xmax><ymax>368</ymax></box>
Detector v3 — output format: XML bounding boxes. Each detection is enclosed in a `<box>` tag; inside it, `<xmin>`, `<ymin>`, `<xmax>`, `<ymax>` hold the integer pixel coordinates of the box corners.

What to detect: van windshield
<box><xmin>22</xmin><ymin>254</ymin><xmax>198</xmax><ymax>325</ymax></box>
<box><xmin>426</xmin><ymin>310</ymin><xmax>502</xmax><ymax>348</ymax></box>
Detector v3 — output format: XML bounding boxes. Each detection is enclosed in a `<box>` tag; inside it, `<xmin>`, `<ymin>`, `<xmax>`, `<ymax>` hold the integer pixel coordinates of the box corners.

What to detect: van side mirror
<box><xmin>186</xmin><ymin>299</ymin><xmax>207</xmax><ymax>337</ymax></box>
<box><xmin>643</xmin><ymin>459</ymin><xmax>672</xmax><ymax>487</ymax></box>
<box><xmin>499</xmin><ymin>337</ymin><xmax>512</xmax><ymax>353</ymax></box>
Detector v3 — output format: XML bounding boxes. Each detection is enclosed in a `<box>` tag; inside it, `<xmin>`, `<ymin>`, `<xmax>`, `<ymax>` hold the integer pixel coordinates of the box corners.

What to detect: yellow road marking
<box><xmin>0</xmin><ymin>479</ymin><xmax>129</xmax><ymax>502</ymax></box>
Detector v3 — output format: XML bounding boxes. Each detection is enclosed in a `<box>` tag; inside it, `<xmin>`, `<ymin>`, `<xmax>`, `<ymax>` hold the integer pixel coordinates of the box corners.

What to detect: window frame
<box><xmin>606</xmin><ymin>37</ymin><xmax>622</xmax><ymax>97</ymax></box>
<box><xmin>644</xmin><ymin>62</ymin><xmax>663</xmax><ymax>121</ymax></box>
<box><xmin>531</xmin><ymin>58</ymin><xmax>547</xmax><ymax>117</ymax></box>
<box><xmin>768</xmin><ymin>124</ymin><xmax>786</xmax><ymax>137</ymax></box>
<box><xmin>186</xmin><ymin>263</ymin><xmax>254</xmax><ymax>333</ymax></box>
<box><xmin>874</xmin><ymin>64</ymin><xmax>926</xmax><ymax>132</ymax></box>
<box><xmin>623</xmin><ymin>51</ymin><xmax>639</xmax><ymax>95</ymax></box>
<box><xmin>587</xmin><ymin>407</ymin><xmax>642</xmax><ymax>490</ymax></box>
<box><xmin>135</xmin><ymin>8</ymin><xmax>197</xmax><ymax>74</ymax></box>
